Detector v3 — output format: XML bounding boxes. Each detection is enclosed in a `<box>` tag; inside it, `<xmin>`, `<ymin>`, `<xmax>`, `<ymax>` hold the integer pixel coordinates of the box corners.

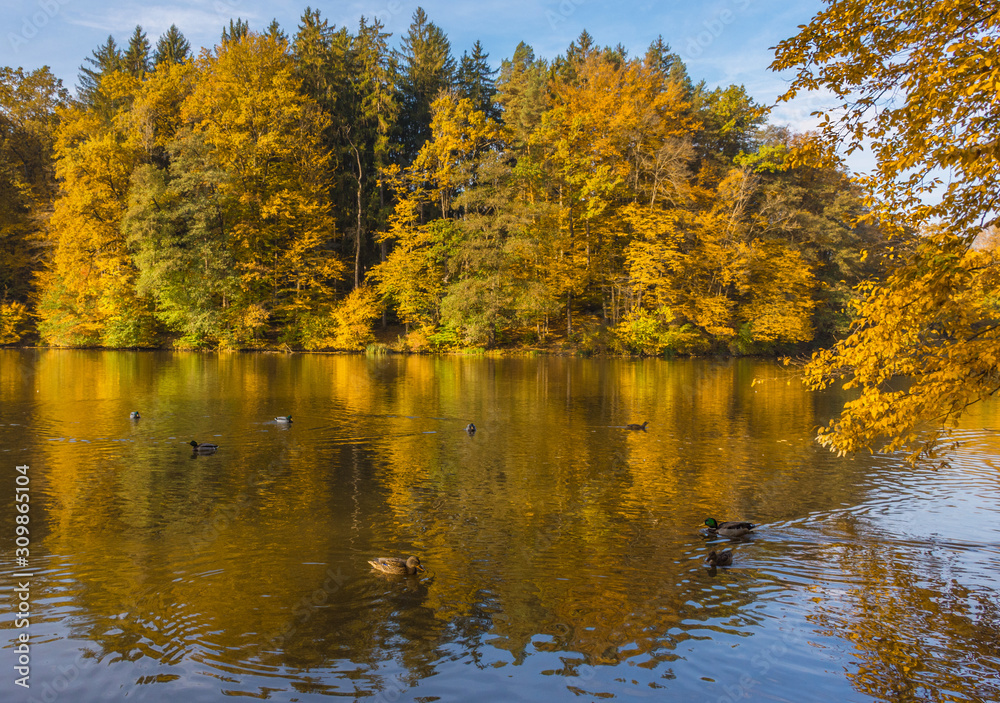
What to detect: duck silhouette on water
<box><xmin>625</xmin><ymin>421</ymin><xmax>648</xmax><ymax>431</ymax></box>
<box><xmin>368</xmin><ymin>556</ymin><xmax>425</xmax><ymax>575</ymax></box>
<box><xmin>189</xmin><ymin>440</ymin><xmax>219</xmax><ymax>454</ymax></box>
<box><xmin>703</xmin><ymin>518</ymin><xmax>756</xmax><ymax>539</ymax></box>
<box><xmin>706</xmin><ymin>549</ymin><xmax>734</xmax><ymax>567</ymax></box>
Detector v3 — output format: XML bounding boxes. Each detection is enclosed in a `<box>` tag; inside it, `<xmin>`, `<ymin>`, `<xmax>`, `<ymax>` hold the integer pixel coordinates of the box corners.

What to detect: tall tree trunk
<box><xmin>567</xmin><ymin>290</ymin><xmax>572</xmax><ymax>336</ymax></box>
<box><xmin>380</xmin><ymin>181</ymin><xmax>388</xmax><ymax>328</ymax></box>
<box><xmin>352</xmin><ymin>143</ymin><xmax>363</xmax><ymax>290</ymax></box>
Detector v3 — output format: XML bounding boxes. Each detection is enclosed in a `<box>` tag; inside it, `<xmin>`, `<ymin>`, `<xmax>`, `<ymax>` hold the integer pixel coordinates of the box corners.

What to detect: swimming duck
<box><xmin>189</xmin><ymin>440</ymin><xmax>219</xmax><ymax>453</ymax></box>
<box><xmin>130</xmin><ymin>411</ymin><xmax>140</xmax><ymax>419</ymax></box>
<box><xmin>368</xmin><ymin>555</ymin><xmax>425</xmax><ymax>575</ymax></box>
<box><xmin>704</xmin><ymin>518</ymin><xmax>756</xmax><ymax>539</ymax></box>
<box><xmin>275</xmin><ymin>416</ymin><xmax>292</xmax><ymax>423</ymax></box>
<box><xmin>466</xmin><ymin>422</ymin><xmax>476</xmax><ymax>435</ymax></box>
<box><xmin>707</xmin><ymin>549</ymin><xmax>734</xmax><ymax>567</ymax></box>
<box><xmin>625</xmin><ymin>421</ymin><xmax>648</xmax><ymax>430</ymax></box>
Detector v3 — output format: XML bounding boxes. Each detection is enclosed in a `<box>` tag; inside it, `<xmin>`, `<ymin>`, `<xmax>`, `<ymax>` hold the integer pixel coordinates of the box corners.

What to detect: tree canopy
<box><xmin>773</xmin><ymin>0</ymin><xmax>1000</xmax><ymax>459</ymax></box>
<box><xmin>1</xmin><ymin>8</ymin><xmax>891</xmax><ymax>356</ymax></box>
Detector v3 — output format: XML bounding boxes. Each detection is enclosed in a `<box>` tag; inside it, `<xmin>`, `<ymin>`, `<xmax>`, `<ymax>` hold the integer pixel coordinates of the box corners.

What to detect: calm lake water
<box><xmin>1</xmin><ymin>349</ymin><xmax>999</xmax><ymax>703</ymax></box>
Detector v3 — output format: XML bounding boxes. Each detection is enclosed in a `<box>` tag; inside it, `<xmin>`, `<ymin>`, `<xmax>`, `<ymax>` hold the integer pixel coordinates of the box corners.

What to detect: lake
<box><xmin>1</xmin><ymin>349</ymin><xmax>999</xmax><ymax>702</ymax></box>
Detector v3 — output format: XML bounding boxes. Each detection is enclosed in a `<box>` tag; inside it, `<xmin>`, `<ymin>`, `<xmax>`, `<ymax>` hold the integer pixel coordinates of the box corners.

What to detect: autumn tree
<box><xmin>773</xmin><ymin>0</ymin><xmax>1000</xmax><ymax>458</ymax></box>
<box><xmin>0</xmin><ymin>67</ymin><xmax>67</xmax><ymax>343</ymax></box>
<box><xmin>496</xmin><ymin>42</ymin><xmax>549</xmax><ymax>152</ymax></box>
<box><xmin>400</xmin><ymin>92</ymin><xmax>550</xmax><ymax>345</ymax></box>
<box><xmin>367</xmin><ymin>171</ymin><xmax>451</xmax><ymax>334</ymax></box>
<box><xmin>36</xmin><ymin>71</ymin><xmax>156</xmax><ymax>346</ymax></box>
<box><xmin>533</xmin><ymin>37</ymin><xmax>696</xmax><ymax>335</ymax></box>
<box><xmin>10</xmin><ymin>19</ymin><xmax>900</xmax><ymax>354</ymax></box>
<box><xmin>124</xmin><ymin>128</ymin><xmax>239</xmax><ymax>345</ymax></box>
<box><xmin>171</xmin><ymin>31</ymin><xmax>344</xmax><ymax>347</ymax></box>
<box><xmin>738</xmin><ymin>127</ymin><xmax>895</xmax><ymax>344</ymax></box>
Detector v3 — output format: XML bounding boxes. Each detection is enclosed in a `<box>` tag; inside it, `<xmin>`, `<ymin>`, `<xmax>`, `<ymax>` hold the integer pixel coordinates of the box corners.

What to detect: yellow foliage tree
<box><xmin>531</xmin><ymin>48</ymin><xmax>696</xmax><ymax>334</ymax></box>
<box><xmin>368</xmin><ymin>182</ymin><xmax>454</xmax><ymax>332</ymax></box>
<box><xmin>774</xmin><ymin>0</ymin><xmax>1000</xmax><ymax>458</ymax></box>
<box><xmin>176</xmin><ymin>32</ymin><xmax>343</xmax><ymax>347</ymax></box>
<box><xmin>0</xmin><ymin>302</ymin><xmax>30</xmax><ymax>344</ymax></box>
<box><xmin>37</xmin><ymin>72</ymin><xmax>158</xmax><ymax>346</ymax></box>
<box><xmin>316</xmin><ymin>285</ymin><xmax>382</xmax><ymax>350</ymax></box>
<box><xmin>619</xmin><ymin>166</ymin><xmax>816</xmax><ymax>353</ymax></box>
<box><xmin>409</xmin><ymin>91</ymin><xmax>502</xmax><ymax>217</ymax></box>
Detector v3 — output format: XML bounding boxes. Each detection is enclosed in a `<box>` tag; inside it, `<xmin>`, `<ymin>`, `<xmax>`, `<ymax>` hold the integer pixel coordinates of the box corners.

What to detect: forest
<box><xmin>0</xmin><ymin>7</ymin><xmax>897</xmax><ymax>355</ymax></box>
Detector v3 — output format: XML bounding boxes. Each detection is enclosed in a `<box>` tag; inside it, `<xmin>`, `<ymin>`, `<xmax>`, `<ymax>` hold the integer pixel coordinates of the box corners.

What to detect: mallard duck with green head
<box><xmin>703</xmin><ymin>518</ymin><xmax>756</xmax><ymax>539</ymax></box>
<box><xmin>130</xmin><ymin>411</ymin><xmax>140</xmax><ymax>419</ymax></box>
<box><xmin>368</xmin><ymin>555</ymin><xmax>425</xmax><ymax>575</ymax></box>
<box><xmin>275</xmin><ymin>416</ymin><xmax>292</xmax><ymax>423</ymax></box>
<box><xmin>189</xmin><ymin>440</ymin><xmax>219</xmax><ymax>453</ymax></box>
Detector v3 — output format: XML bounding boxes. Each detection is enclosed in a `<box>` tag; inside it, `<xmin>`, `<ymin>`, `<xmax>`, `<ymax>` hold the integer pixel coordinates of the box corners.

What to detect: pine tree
<box><xmin>265</xmin><ymin>19</ymin><xmax>287</xmax><ymax>43</ymax></box>
<box><xmin>496</xmin><ymin>42</ymin><xmax>548</xmax><ymax>150</ymax></box>
<box><xmin>77</xmin><ymin>36</ymin><xmax>122</xmax><ymax>107</ymax></box>
<box><xmin>553</xmin><ymin>29</ymin><xmax>597</xmax><ymax>83</ymax></box>
<box><xmin>153</xmin><ymin>25</ymin><xmax>191</xmax><ymax>66</ymax></box>
<box><xmin>122</xmin><ymin>26</ymin><xmax>151</xmax><ymax>78</ymax></box>
<box><xmin>644</xmin><ymin>36</ymin><xmax>691</xmax><ymax>96</ymax></box>
<box><xmin>221</xmin><ymin>18</ymin><xmax>249</xmax><ymax>45</ymax></box>
<box><xmin>292</xmin><ymin>7</ymin><xmax>354</xmax><ymax>280</ymax></box>
<box><xmin>345</xmin><ymin>15</ymin><xmax>399</xmax><ymax>288</ymax></box>
<box><xmin>395</xmin><ymin>7</ymin><xmax>455</xmax><ymax>163</ymax></box>
<box><xmin>293</xmin><ymin>8</ymin><xmax>338</xmax><ymax>108</ymax></box>
<box><xmin>457</xmin><ymin>41</ymin><xmax>499</xmax><ymax>123</ymax></box>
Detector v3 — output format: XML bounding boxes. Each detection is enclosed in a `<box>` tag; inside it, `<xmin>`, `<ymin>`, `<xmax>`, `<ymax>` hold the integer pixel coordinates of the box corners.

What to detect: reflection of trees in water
<box><xmin>25</xmin><ymin>353</ymin><xmax>1000</xmax><ymax>699</ymax></box>
<box><xmin>809</xmin><ymin>540</ymin><xmax>1000</xmax><ymax>702</ymax></box>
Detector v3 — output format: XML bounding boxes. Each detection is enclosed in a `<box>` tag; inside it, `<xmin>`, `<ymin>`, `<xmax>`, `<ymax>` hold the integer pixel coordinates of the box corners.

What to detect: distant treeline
<box><xmin>0</xmin><ymin>8</ymin><xmax>896</xmax><ymax>353</ymax></box>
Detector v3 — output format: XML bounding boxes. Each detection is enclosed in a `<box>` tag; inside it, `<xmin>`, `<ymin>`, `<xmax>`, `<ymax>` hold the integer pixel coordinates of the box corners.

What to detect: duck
<box><xmin>703</xmin><ymin>518</ymin><xmax>756</xmax><ymax>539</ymax></box>
<box><xmin>130</xmin><ymin>411</ymin><xmax>141</xmax><ymax>419</ymax></box>
<box><xmin>275</xmin><ymin>416</ymin><xmax>292</xmax><ymax>423</ymax></box>
<box><xmin>625</xmin><ymin>421</ymin><xmax>648</xmax><ymax>430</ymax></box>
<box><xmin>465</xmin><ymin>422</ymin><xmax>476</xmax><ymax>435</ymax></box>
<box><xmin>368</xmin><ymin>555</ymin><xmax>425</xmax><ymax>575</ymax></box>
<box><xmin>189</xmin><ymin>440</ymin><xmax>219</xmax><ymax>453</ymax></box>
<box><xmin>707</xmin><ymin>549</ymin><xmax>734</xmax><ymax>567</ymax></box>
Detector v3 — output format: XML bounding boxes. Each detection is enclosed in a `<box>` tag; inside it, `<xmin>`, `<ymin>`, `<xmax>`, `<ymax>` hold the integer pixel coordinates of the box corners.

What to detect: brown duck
<box><xmin>625</xmin><ymin>421</ymin><xmax>648</xmax><ymax>430</ymax></box>
<box><xmin>368</xmin><ymin>555</ymin><xmax>425</xmax><ymax>575</ymax></box>
<box><xmin>706</xmin><ymin>549</ymin><xmax>734</xmax><ymax>567</ymax></box>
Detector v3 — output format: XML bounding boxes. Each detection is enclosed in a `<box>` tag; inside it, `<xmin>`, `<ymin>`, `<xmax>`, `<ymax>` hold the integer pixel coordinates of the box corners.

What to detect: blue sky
<box><xmin>2</xmin><ymin>0</ymin><xmax>840</xmax><ymax>160</ymax></box>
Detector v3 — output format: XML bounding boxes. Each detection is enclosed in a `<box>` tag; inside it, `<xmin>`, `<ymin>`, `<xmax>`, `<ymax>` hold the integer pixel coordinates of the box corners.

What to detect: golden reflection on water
<box><xmin>1</xmin><ymin>349</ymin><xmax>999</xmax><ymax>701</ymax></box>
